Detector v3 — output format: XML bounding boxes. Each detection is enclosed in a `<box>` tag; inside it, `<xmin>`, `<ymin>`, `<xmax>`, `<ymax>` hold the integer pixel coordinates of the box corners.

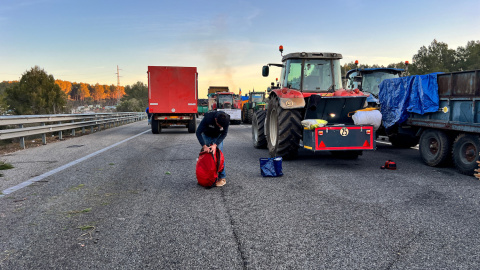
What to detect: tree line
<box><xmin>1</xmin><ymin>39</ymin><xmax>478</xmax><ymax>115</ymax></box>
<box><xmin>55</xmin><ymin>80</ymin><xmax>126</xmax><ymax>103</ymax></box>
<box><xmin>341</xmin><ymin>39</ymin><xmax>479</xmax><ymax>76</ymax></box>
<box><xmin>0</xmin><ymin>66</ymin><xmax>146</xmax><ymax>115</ymax></box>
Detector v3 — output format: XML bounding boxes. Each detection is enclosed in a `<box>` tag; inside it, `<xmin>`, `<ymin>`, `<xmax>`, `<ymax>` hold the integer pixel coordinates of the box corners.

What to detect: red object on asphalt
<box><xmin>196</xmin><ymin>148</ymin><xmax>225</xmax><ymax>188</ymax></box>
<box><xmin>381</xmin><ymin>160</ymin><xmax>397</xmax><ymax>170</ymax></box>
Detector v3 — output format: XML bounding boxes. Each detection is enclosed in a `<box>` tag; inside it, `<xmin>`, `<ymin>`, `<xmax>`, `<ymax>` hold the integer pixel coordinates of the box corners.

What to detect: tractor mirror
<box><xmin>262</xmin><ymin>65</ymin><xmax>269</xmax><ymax>77</ymax></box>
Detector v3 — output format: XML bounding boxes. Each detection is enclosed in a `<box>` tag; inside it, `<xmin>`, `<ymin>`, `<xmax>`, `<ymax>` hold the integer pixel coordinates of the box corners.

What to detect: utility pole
<box><xmin>116</xmin><ymin>65</ymin><xmax>122</xmax><ymax>105</ymax></box>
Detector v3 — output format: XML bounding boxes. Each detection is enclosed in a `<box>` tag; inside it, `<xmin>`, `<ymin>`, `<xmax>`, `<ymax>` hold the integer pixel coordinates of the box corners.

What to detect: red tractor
<box><xmin>252</xmin><ymin>46</ymin><xmax>376</xmax><ymax>159</ymax></box>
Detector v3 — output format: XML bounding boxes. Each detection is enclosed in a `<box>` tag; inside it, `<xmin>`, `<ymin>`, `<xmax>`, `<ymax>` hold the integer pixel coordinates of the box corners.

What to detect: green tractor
<box><xmin>241</xmin><ymin>92</ymin><xmax>267</xmax><ymax>124</ymax></box>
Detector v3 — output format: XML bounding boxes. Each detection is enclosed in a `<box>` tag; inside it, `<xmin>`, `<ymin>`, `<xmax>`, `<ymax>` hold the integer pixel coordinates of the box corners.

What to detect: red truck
<box><xmin>148</xmin><ymin>66</ymin><xmax>198</xmax><ymax>133</ymax></box>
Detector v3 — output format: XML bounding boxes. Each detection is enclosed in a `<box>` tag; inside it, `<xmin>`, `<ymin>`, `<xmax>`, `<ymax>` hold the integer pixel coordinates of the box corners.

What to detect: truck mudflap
<box><xmin>302</xmin><ymin>125</ymin><xmax>376</xmax><ymax>151</ymax></box>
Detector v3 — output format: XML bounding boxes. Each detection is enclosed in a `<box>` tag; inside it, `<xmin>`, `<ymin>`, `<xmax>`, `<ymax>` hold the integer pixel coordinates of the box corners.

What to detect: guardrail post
<box><xmin>82</xmin><ymin>119</ymin><xmax>86</xmax><ymax>134</ymax></box>
<box><xmin>58</xmin><ymin>121</ymin><xmax>63</xmax><ymax>140</ymax></box>
<box><xmin>19</xmin><ymin>124</ymin><xmax>25</xmax><ymax>149</ymax></box>
<box><xmin>41</xmin><ymin>122</ymin><xmax>46</xmax><ymax>145</ymax></box>
<box><xmin>91</xmin><ymin>125</ymin><xmax>94</xmax><ymax>134</ymax></box>
<box><xmin>71</xmin><ymin>120</ymin><xmax>76</xmax><ymax>136</ymax></box>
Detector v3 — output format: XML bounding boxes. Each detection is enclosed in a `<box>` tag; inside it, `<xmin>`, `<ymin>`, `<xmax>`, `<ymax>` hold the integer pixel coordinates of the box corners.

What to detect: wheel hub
<box><xmin>463</xmin><ymin>143</ymin><xmax>476</xmax><ymax>162</ymax></box>
<box><xmin>428</xmin><ymin>138</ymin><xmax>439</xmax><ymax>155</ymax></box>
<box><xmin>269</xmin><ymin>110</ymin><xmax>278</xmax><ymax>147</ymax></box>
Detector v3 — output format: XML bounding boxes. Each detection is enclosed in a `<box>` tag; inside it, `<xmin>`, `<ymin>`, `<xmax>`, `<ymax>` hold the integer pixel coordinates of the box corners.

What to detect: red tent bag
<box><xmin>196</xmin><ymin>148</ymin><xmax>225</xmax><ymax>188</ymax></box>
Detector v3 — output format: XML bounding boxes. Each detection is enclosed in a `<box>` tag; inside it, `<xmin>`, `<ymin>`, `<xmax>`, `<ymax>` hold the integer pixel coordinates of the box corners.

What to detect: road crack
<box><xmin>220</xmin><ymin>188</ymin><xmax>248</xmax><ymax>270</ymax></box>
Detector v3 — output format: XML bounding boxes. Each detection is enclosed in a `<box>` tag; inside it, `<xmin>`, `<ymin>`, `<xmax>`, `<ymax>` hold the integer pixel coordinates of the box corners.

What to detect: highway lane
<box><xmin>1</xmin><ymin>120</ymin><xmax>479</xmax><ymax>269</ymax></box>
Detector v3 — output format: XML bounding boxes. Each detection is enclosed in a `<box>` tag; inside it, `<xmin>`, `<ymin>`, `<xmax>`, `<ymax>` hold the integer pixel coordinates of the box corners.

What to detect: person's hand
<box><xmin>202</xmin><ymin>145</ymin><xmax>210</xmax><ymax>153</ymax></box>
<box><xmin>210</xmin><ymin>144</ymin><xmax>217</xmax><ymax>152</ymax></box>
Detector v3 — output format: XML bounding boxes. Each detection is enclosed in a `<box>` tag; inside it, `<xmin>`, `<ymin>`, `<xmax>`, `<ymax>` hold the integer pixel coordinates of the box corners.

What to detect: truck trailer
<box><xmin>148</xmin><ymin>66</ymin><xmax>198</xmax><ymax>134</ymax></box>
<box><xmin>379</xmin><ymin>69</ymin><xmax>480</xmax><ymax>175</ymax></box>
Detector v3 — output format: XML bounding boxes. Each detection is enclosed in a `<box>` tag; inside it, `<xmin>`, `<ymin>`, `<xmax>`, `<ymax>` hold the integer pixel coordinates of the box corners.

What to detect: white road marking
<box><xmin>1</xmin><ymin>129</ymin><xmax>150</xmax><ymax>197</ymax></box>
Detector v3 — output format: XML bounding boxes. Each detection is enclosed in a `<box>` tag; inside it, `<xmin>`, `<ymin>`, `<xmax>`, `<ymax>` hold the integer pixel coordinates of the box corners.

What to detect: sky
<box><xmin>1</xmin><ymin>0</ymin><xmax>479</xmax><ymax>98</ymax></box>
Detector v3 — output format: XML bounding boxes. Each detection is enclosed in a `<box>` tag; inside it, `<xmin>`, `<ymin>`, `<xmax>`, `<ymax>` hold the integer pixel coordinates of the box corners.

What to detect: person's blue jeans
<box><xmin>202</xmin><ymin>135</ymin><xmax>226</xmax><ymax>179</ymax></box>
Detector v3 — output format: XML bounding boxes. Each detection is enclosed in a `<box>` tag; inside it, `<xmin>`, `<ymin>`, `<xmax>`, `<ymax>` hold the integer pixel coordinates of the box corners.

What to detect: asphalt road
<box><xmin>1</xmin><ymin>119</ymin><xmax>479</xmax><ymax>269</ymax></box>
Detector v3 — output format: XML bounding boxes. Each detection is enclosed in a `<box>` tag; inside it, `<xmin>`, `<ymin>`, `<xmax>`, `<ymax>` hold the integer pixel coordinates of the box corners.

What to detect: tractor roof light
<box><xmin>355</xmin><ymin>60</ymin><xmax>359</xmax><ymax>65</ymax></box>
<box><xmin>405</xmin><ymin>61</ymin><xmax>409</xmax><ymax>65</ymax></box>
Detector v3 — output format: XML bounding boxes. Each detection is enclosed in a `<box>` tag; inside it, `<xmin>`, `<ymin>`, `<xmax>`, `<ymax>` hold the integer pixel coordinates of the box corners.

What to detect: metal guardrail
<box><xmin>0</xmin><ymin>112</ymin><xmax>146</xmax><ymax>149</ymax></box>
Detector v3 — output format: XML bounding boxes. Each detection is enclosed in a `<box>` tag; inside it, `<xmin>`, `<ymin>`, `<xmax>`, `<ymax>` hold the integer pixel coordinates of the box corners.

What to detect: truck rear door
<box><xmin>148</xmin><ymin>66</ymin><xmax>198</xmax><ymax>114</ymax></box>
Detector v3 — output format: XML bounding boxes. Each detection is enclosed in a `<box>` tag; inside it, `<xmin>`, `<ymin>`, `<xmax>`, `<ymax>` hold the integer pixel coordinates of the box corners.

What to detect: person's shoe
<box><xmin>215</xmin><ymin>178</ymin><xmax>226</xmax><ymax>187</ymax></box>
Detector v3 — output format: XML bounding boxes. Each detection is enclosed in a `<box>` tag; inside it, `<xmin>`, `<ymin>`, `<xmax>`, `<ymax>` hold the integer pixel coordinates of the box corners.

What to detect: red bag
<box><xmin>196</xmin><ymin>148</ymin><xmax>225</xmax><ymax>188</ymax></box>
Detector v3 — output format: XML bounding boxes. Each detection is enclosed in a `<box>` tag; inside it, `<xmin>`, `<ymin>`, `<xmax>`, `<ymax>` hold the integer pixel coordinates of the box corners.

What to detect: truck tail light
<box><xmin>318</xmin><ymin>131</ymin><xmax>324</xmax><ymax>136</ymax></box>
<box><xmin>366</xmin><ymin>130</ymin><xmax>371</xmax><ymax>135</ymax></box>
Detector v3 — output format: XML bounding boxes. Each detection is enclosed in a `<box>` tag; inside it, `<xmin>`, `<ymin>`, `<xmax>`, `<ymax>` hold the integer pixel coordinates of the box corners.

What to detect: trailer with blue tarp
<box><xmin>379</xmin><ymin>69</ymin><xmax>480</xmax><ymax>176</ymax></box>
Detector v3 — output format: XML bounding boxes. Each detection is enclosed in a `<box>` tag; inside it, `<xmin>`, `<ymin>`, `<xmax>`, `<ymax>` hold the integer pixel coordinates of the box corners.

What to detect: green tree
<box><xmin>456</xmin><ymin>40</ymin><xmax>480</xmax><ymax>71</ymax></box>
<box><xmin>409</xmin><ymin>39</ymin><xmax>456</xmax><ymax>75</ymax></box>
<box><xmin>386</xmin><ymin>61</ymin><xmax>409</xmax><ymax>69</ymax></box>
<box><xmin>118</xmin><ymin>81</ymin><xmax>148</xmax><ymax>111</ymax></box>
<box><xmin>116</xmin><ymin>98</ymin><xmax>142</xmax><ymax>112</ymax></box>
<box><xmin>5</xmin><ymin>66</ymin><xmax>67</xmax><ymax>115</ymax></box>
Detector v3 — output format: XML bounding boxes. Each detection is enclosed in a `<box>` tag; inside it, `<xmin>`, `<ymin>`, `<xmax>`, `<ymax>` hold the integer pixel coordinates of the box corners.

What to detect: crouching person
<box><xmin>195</xmin><ymin>111</ymin><xmax>230</xmax><ymax>187</ymax></box>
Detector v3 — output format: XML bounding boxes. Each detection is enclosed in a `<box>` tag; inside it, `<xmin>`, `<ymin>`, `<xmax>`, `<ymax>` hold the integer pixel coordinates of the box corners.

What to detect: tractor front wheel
<box><xmin>248</xmin><ymin>109</ymin><xmax>254</xmax><ymax>124</ymax></box>
<box><xmin>266</xmin><ymin>95</ymin><xmax>302</xmax><ymax>159</ymax></box>
<box><xmin>252</xmin><ymin>110</ymin><xmax>267</xmax><ymax>149</ymax></box>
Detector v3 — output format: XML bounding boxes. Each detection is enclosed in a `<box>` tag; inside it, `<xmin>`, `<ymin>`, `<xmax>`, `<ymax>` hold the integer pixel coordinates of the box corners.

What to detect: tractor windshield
<box><xmin>361</xmin><ymin>72</ymin><xmax>400</xmax><ymax>96</ymax></box>
<box><xmin>302</xmin><ymin>59</ymin><xmax>342</xmax><ymax>91</ymax></box>
<box><xmin>281</xmin><ymin>58</ymin><xmax>342</xmax><ymax>92</ymax></box>
<box><xmin>252</xmin><ymin>94</ymin><xmax>264</xmax><ymax>103</ymax></box>
<box><xmin>217</xmin><ymin>95</ymin><xmax>233</xmax><ymax>109</ymax></box>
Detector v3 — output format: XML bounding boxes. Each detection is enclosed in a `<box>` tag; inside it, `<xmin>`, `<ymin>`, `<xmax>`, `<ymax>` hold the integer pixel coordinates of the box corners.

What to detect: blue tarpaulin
<box><xmin>379</xmin><ymin>73</ymin><xmax>441</xmax><ymax>129</ymax></box>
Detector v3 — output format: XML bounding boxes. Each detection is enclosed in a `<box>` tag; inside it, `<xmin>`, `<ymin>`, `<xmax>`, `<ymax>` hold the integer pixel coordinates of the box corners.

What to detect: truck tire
<box><xmin>419</xmin><ymin>129</ymin><xmax>451</xmax><ymax>167</ymax></box>
<box><xmin>252</xmin><ymin>110</ymin><xmax>267</xmax><ymax>149</ymax></box>
<box><xmin>266</xmin><ymin>95</ymin><xmax>302</xmax><ymax>159</ymax></box>
<box><xmin>151</xmin><ymin>119</ymin><xmax>161</xmax><ymax>134</ymax></box>
<box><xmin>187</xmin><ymin>119</ymin><xmax>196</xmax><ymax>133</ymax></box>
<box><xmin>248</xmin><ymin>109</ymin><xmax>254</xmax><ymax>124</ymax></box>
<box><xmin>452</xmin><ymin>134</ymin><xmax>480</xmax><ymax>175</ymax></box>
<box><xmin>388</xmin><ymin>134</ymin><xmax>419</xmax><ymax>148</ymax></box>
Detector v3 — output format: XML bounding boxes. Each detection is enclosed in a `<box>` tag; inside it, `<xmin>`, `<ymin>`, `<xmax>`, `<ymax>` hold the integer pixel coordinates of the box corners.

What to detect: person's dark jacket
<box><xmin>196</xmin><ymin>111</ymin><xmax>229</xmax><ymax>146</ymax></box>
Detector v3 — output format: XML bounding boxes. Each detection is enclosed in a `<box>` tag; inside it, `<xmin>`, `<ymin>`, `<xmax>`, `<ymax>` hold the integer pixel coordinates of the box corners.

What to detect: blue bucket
<box><xmin>259</xmin><ymin>157</ymin><xmax>283</xmax><ymax>177</ymax></box>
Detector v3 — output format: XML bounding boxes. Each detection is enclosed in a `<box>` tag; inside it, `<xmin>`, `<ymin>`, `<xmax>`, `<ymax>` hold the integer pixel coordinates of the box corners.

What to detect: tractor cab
<box><xmin>345</xmin><ymin>65</ymin><xmax>406</xmax><ymax>105</ymax></box>
<box><xmin>216</xmin><ymin>93</ymin><xmax>234</xmax><ymax>109</ymax></box>
<box><xmin>263</xmin><ymin>52</ymin><xmax>343</xmax><ymax>93</ymax></box>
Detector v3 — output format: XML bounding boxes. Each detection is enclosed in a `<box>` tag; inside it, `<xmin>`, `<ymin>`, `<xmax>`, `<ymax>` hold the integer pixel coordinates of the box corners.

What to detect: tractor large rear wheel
<box><xmin>266</xmin><ymin>95</ymin><xmax>302</xmax><ymax>159</ymax></box>
<box><xmin>252</xmin><ymin>110</ymin><xmax>267</xmax><ymax>149</ymax></box>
